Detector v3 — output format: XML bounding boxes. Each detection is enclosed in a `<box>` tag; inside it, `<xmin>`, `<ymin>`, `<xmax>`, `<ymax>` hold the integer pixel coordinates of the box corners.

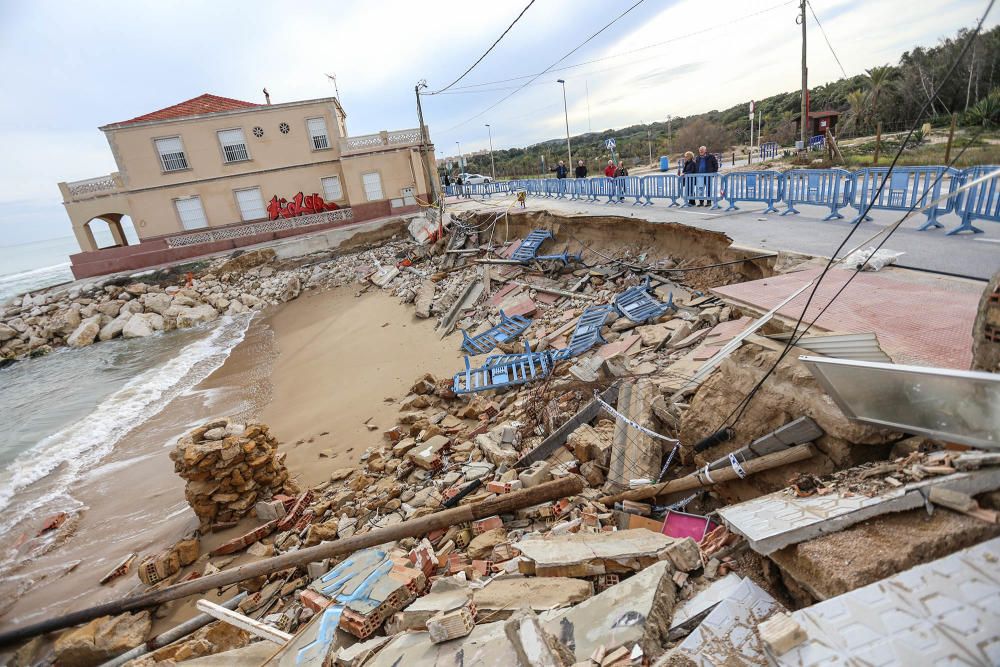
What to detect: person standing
<box><xmin>554</xmin><ymin>160</ymin><xmax>568</xmax><ymax>179</ymax></box>
<box><xmin>455</xmin><ymin>174</ymin><xmax>464</xmax><ymax>198</ymax></box>
<box><xmin>614</xmin><ymin>162</ymin><xmax>629</xmax><ymax>202</ymax></box>
<box><xmin>575</xmin><ymin>160</ymin><xmax>588</xmax><ymax>178</ymax></box>
<box><xmin>695</xmin><ymin>145</ymin><xmax>718</xmax><ymax>207</ymax></box>
<box><xmin>443</xmin><ymin>173</ymin><xmax>451</xmax><ymax>189</ymax></box>
<box><xmin>604</xmin><ymin>160</ymin><xmax>617</xmax><ymax>178</ymax></box>
<box><xmin>682</xmin><ymin>151</ymin><xmax>697</xmax><ymax>206</ymax></box>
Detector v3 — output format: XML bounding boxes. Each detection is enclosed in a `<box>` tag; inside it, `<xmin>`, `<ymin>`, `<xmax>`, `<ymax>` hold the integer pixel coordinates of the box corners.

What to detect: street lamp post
<box><xmin>556</xmin><ymin>79</ymin><xmax>572</xmax><ymax>166</ymax></box>
<box><xmin>485</xmin><ymin>124</ymin><xmax>496</xmax><ymax>180</ymax></box>
<box><xmin>455</xmin><ymin>141</ymin><xmax>462</xmax><ymax>174</ymax></box>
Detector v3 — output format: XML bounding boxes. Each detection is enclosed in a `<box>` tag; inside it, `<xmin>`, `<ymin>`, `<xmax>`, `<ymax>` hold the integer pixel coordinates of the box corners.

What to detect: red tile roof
<box><xmin>112</xmin><ymin>93</ymin><xmax>260</xmax><ymax>126</ymax></box>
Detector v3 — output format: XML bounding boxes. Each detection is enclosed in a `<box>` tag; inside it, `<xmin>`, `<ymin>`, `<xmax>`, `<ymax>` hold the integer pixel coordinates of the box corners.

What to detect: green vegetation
<box><xmin>452</xmin><ymin>25</ymin><xmax>1000</xmax><ymax>179</ymax></box>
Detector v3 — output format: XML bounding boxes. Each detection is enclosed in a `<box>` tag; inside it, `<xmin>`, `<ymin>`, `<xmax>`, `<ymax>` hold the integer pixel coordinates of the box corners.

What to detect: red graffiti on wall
<box><xmin>267</xmin><ymin>192</ymin><xmax>339</xmax><ymax>220</ymax></box>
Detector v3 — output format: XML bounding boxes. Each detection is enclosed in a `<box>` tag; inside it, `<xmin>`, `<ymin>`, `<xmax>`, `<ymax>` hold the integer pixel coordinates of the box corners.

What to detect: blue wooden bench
<box><xmin>614</xmin><ymin>280</ymin><xmax>674</xmax><ymax>323</ymax></box>
<box><xmin>552</xmin><ymin>305</ymin><xmax>617</xmax><ymax>361</ymax></box>
<box><xmin>453</xmin><ymin>342</ymin><xmax>554</xmax><ymax>394</ymax></box>
<box><xmin>460</xmin><ymin>310</ymin><xmax>532</xmax><ymax>355</ymax></box>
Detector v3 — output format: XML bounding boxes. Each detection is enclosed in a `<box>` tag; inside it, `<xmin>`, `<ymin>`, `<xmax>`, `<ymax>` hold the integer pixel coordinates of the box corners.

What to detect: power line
<box><xmin>440</xmin><ymin>0</ymin><xmax>795</xmax><ymax>93</ymax></box>
<box><xmin>426</xmin><ymin>0</ymin><xmax>537</xmax><ymax>95</ymax></box>
<box><xmin>435</xmin><ymin>0</ymin><xmax>649</xmax><ymax>135</ymax></box>
<box><xmin>807</xmin><ymin>0</ymin><xmax>848</xmax><ymax>79</ymax></box>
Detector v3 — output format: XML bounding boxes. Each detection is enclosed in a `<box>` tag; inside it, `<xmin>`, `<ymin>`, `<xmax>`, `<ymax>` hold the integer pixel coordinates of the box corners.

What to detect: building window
<box><xmin>155</xmin><ymin>136</ymin><xmax>188</xmax><ymax>172</ymax></box>
<box><xmin>362</xmin><ymin>172</ymin><xmax>384</xmax><ymax>201</ymax></box>
<box><xmin>218</xmin><ymin>128</ymin><xmax>250</xmax><ymax>163</ymax></box>
<box><xmin>321</xmin><ymin>176</ymin><xmax>343</xmax><ymax>201</ymax></box>
<box><xmin>234</xmin><ymin>187</ymin><xmax>266</xmax><ymax>221</ymax></box>
<box><xmin>175</xmin><ymin>196</ymin><xmax>208</xmax><ymax>230</ymax></box>
<box><xmin>307</xmin><ymin>117</ymin><xmax>330</xmax><ymax>150</ymax></box>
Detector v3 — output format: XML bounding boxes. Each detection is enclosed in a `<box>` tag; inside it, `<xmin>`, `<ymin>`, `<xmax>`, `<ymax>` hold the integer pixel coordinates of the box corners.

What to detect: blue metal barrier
<box><xmin>851</xmin><ymin>166</ymin><xmax>959</xmax><ymax>230</ymax></box>
<box><xmin>642</xmin><ymin>174</ymin><xmax>682</xmax><ymax>206</ymax></box>
<box><xmin>461</xmin><ymin>309</ymin><xmax>532</xmax><ymax>355</ymax></box>
<box><xmin>589</xmin><ymin>177</ymin><xmax>619</xmax><ymax>203</ymax></box>
<box><xmin>951</xmin><ymin>165</ymin><xmax>1000</xmax><ymax>235</ymax></box>
<box><xmin>760</xmin><ymin>142</ymin><xmax>778</xmax><ymax>160</ymax></box>
<box><xmin>541</xmin><ymin>178</ymin><xmax>562</xmax><ymax>198</ymax></box>
<box><xmin>525</xmin><ymin>179</ymin><xmax>545</xmax><ymax>196</ymax></box>
<box><xmin>564</xmin><ymin>178</ymin><xmax>591</xmax><ymax>200</ymax></box>
<box><xmin>621</xmin><ymin>176</ymin><xmax>645</xmax><ymax>205</ymax></box>
<box><xmin>781</xmin><ymin>169</ymin><xmax>853</xmax><ymax>220</ymax></box>
<box><xmin>679</xmin><ymin>174</ymin><xmax>723</xmax><ymax>209</ymax></box>
<box><xmin>444</xmin><ymin>185</ymin><xmax>455</xmax><ymax>197</ymax></box>
<box><xmin>723</xmin><ymin>171</ymin><xmax>784</xmax><ymax>213</ymax></box>
<box><xmin>809</xmin><ymin>135</ymin><xmax>826</xmax><ymax>151</ymax></box>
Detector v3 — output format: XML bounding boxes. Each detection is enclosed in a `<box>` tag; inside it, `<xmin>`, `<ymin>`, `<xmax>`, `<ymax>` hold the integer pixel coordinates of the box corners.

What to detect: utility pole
<box><xmin>557</xmin><ymin>79</ymin><xmax>572</xmax><ymax>165</ymax></box>
<box><xmin>585</xmin><ymin>80</ymin><xmax>593</xmax><ymax>132</ymax></box>
<box><xmin>414</xmin><ymin>81</ymin><xmax>441</xmax><ymax>236</ymax></box>
<box><xmin>799</xmin><ymin>0</ymin><xmax>808</xmax><ymax>151</ymax></box>
<box><xmin>485</xmin><ymin>124</ymin><xmax>496</xmax><ymax>180</ymax></box>
<box><xmin>455</xmin><ymin>141</ymin><xmax>462</xmax><ymax>172</ymax></box>
<box><xmin>667</xmin><ymin>115</ymin><xmax>672</xmax><ymax>155</ymax></box>
<box><xmin>647</xmin><ymin>126</ymin><xmax>653</xmax><ymax>165</ymax></box>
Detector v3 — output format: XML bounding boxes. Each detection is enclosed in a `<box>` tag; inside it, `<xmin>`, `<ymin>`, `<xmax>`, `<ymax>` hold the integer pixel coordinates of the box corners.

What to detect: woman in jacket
<box><xmin>682</xmin><ymin>151</ymin><xmax>697</xmax><ymax>206</ymax></box>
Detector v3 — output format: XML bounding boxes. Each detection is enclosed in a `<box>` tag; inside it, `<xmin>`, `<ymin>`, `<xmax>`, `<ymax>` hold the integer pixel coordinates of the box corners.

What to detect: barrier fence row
<box><xmin>444</xmin><ymin>165</ymin><xmax>999</xmax><ymax>235</ymax></box>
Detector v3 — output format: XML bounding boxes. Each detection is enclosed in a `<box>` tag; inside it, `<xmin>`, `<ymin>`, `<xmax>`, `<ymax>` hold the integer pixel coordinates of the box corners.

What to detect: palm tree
<box><xmin>864</xmin><ymin>65</ymin><xmax>896</xmax><ymax>130</ymax></box>
<box><xmin>841</xmin><ymin>90</ymin><xmax>868</xmax><ymax>136</ymax></box>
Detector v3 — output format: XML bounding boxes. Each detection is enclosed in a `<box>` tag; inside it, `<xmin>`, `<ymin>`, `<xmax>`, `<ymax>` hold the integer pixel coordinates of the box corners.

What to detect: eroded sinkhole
<box><xmin>459</xmin><ymin>209</ymin><xmax>779</xmax><ymax>292</ymax></box>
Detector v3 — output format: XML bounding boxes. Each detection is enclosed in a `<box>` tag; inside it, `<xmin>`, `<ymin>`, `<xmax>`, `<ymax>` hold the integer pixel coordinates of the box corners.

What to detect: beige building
<box><xmin>59</xmin><ymin>93</ymin><xmax>435</xmax><ymax>278</ymax></box>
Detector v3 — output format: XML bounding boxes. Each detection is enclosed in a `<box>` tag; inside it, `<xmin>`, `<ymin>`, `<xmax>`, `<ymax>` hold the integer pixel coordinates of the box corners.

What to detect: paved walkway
<box><xmin>448</xmin><ymin>194</ymin><xmax>1000</xmax><ymax>280</ymax></box>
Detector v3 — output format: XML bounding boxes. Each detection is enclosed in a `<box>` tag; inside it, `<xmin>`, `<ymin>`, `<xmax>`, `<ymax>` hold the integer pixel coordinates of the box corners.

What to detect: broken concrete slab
<box><xmin>365</xmin><ymin>620</ymin><xmax>509</xmax><ymax>667</ymax></box>
<box><xmin>516</xmin><ymin>528</ymin><xmax>676</xmax><ymax>577</ymax></box>
<box><xmin>668</xmin><ymin>572</ymin><xmax>743</xmax><ymax>636</ymax></box>
<box><xmin>541</xmin><ymin>559</ymin><xmax>675</xmax><ymax>662</ymax></box>
<box><xmin>394</xmin><ymin>577</ymin><xmax>472</xmax><ymax>630</ymax></box>
<box><xmin>718</xmin><ymin>468</ymin><xmax>1000</xmax><ymax>555</ymax></box>
<box><xmin>767</xmin><ymin>501</ymin><xmax>1000</xmax><ymax>601</ymax></box>
<box><xmin>473</xmin><ymin>576</ymin><xmax>593</xmax><ymax>620</ymax></box>
<box><xmin>670</xmin><ymin>578</ymin><xmax>782</xmax><ymax>666</ymax></box>
<box><xmin>774</xmin><ymin>536</ymin><xmax>1000</xmax><ymax>666</ymax></box>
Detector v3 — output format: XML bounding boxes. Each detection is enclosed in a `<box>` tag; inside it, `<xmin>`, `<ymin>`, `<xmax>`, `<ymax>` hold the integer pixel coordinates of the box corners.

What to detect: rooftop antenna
<box><xmin>263</xmin><ymin>88</ymin><xmax>271</xmax><ymax>105</ymax></box>
<box><xmin>325</xmin><ymin>73</ymin><xmax>341</xmax><ymax>104</ymax></box>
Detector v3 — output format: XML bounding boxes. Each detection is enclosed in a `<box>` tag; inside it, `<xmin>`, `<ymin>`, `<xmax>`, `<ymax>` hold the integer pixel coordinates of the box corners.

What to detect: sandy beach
<box><xmin>0</xmin><ymin>284</ymin><xmax>463</xmax><ymax>635</ymax></box>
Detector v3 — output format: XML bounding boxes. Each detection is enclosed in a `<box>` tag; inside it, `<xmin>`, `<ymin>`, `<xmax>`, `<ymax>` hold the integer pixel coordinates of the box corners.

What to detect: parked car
<box><xmin>458</xmin><ymin>173</ymin><xmax>492</xmax><ymax>184</ymax></box>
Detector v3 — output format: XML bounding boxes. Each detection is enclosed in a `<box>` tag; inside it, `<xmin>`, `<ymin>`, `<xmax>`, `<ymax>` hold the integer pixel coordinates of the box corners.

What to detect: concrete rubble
<box><xmin>13</xmin><ymin>216</ymin><xmax>1000</xmax><ymax>667</ymax></box>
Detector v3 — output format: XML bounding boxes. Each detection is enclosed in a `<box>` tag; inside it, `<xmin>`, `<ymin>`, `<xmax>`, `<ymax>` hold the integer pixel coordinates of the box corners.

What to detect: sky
<box><xmin>0</xmin><ymin>0</ymin><xmax>993</xmax><ymax>248</ymax></box>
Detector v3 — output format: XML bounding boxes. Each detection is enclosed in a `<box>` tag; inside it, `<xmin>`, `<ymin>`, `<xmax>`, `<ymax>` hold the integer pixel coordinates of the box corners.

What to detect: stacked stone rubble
<box><xmin>169</xmin><ymin>419</ymin><xmax>297</xmax><ymax>532</ymax></box>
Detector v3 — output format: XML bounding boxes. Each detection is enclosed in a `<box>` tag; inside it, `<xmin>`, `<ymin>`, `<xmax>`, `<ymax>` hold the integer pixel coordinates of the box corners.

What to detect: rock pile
<box><xmin>169</xmin><ymin>419</ymin><xmax>298</xmax><ymax>533</ymax></box>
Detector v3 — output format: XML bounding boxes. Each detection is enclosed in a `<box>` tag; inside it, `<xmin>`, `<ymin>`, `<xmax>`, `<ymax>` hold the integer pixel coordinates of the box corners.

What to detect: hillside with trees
<box><xmin>451</xmin><ymin>25</ymin><xmax>1000</xmax><ymax>179</ymax></box>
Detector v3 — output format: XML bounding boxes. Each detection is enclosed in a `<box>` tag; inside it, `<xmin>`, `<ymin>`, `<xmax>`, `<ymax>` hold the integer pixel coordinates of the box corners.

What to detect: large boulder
<box><xmin>54</xmin><ymin>611</ymin><xmax>151</xmax><ymax>667</ymax></box>
<box><xmin>280</xmin><ymin>276</ymin><xmax>302</xmax><ymax>302</ymax></box>
<box><xmin>66</xmin><ymin>316</ymin><xmax>101</xmax><ymax>348</ymax></box>
<box><xmin>120</xmin><ymin>300</ymin><xmax>144</xmax><ymax>316</ymax></box>
<box><xmin>99</xmin><ymin>313</ymin><xmax>131</xmax><ymax>341</ymax></box>
<box><xmin>142</xmin><ymin>292</ymin><xmax>173</xmax><ymax>315</ymax></box>
<box><xmin>176</xmin><ymin>304</ymin><xmax>219</xmax><ymax>328</ymax></box>
<box><xmin>414</xmin><ymin>281</ymin><xmax>435</xmax><ymax>318</ymax></box>
<box><xmin>0</xmin><ymin>322</ymin><xmax>16</xmax><ymax>341</ymax></box>
<box><xmin>96</xmin><ymin>301</ymin><xmax>122</xmax><ymax>318</ymax></box>
<box><xmin>54</xmin><ymin>304</ymin><xmax>83</xmax><ymax>335</ymax></box>
<box><xmin>122</xmin><ymin>313</ymin><xmax>163</xmax><ymax>339</ymax></box>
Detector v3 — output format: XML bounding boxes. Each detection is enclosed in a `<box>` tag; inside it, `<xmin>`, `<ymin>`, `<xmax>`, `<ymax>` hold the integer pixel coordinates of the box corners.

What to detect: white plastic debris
<box><xmin>840</xmin><ymin>247</ymin><xmax>904</xmax><ymax>271</ymax></box>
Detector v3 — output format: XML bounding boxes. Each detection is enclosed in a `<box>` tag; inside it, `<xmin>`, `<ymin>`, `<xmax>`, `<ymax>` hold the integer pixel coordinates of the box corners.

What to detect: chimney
<box><xmin>263</xmin><ymin>88</ymin><xmax>271</xmax><ymax>105</ymax></box>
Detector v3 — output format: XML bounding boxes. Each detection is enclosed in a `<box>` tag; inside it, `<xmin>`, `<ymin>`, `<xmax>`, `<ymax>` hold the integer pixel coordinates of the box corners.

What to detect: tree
<box><xmin>965</xmin><ymin>88</ymin><xmax>1000</xmax><ymax>127</ymax></box>
<box><xmin>840</xmin><ymin>90</ymin><xmax>868</xmax><ymax>136</ymax></box>
<box><xmin>674</xmin><ymin>118</ymin><xmax>734</xmax><ymax>154</ymax></box>
<box><xmin>864</xmin><ymin>65</ymin><xmax>896</xmax><ymax>129</ymax></box>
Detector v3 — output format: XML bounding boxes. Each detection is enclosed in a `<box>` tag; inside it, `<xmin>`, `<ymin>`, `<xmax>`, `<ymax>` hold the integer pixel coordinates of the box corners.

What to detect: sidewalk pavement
<box><xmin>448</xmin><ymin>194</ymin><xmax>1000</xmax><ymax>280</ymax></box>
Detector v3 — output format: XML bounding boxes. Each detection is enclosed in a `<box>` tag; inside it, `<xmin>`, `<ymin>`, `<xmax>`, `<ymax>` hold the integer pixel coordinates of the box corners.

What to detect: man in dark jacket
<box><xmin>695</xmin><ymin>145</ymin><xmax>719</xmax><ymax>206</ymax></box>
<box><xmin>554</xmin><ymin>161</ymin><xmax>568</xmax><ymax>179</ymax></box>
<box><xmin>574</xmin><ymin>160</ymin><xmax>588</xmax><ymax>178</ymax></box>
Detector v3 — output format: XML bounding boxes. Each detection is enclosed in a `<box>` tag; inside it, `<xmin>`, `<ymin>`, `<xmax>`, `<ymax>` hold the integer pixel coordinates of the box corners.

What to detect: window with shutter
<box><xmin>217</xmin><ymin>128</ymin><xmax>250</xmax><ymax>163</ymax></box>
<box><xmin>155</xmin><ymin>137</ymin><xmax>188</xmax><ymax>172</ymax></box>
<box><xmin>362</xmin><ymin>172</ymin><xmax>383</xmax><ymax>201</ymax></box>
<box><xmin>321</xmin><ymin>176</ymin><xmax>343</xmax><ymax>201</ymax></box>
<box><xmin>234</xmin><ymin>187</ymin><xmax>266</xmax><ymax>221</ymax></box>
<box><xmin>307</xmin><ymin>117</ymin><xmax>329</xmax><ymax>150</ymax></box>
<box><xmin>175</xmin><ymin>197</ymin><xmax>208</xmax><ymax>230</ymax></box>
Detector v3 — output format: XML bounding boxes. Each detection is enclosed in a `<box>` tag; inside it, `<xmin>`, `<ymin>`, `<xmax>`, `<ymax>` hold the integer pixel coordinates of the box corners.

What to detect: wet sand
<box><xmin>0</xmin><ymin>285</ymin><xmax>463</xmax><ymax>636</ymax></box>
<box><xmin>261</xmin><ymin>286</ymin><xmax>461</xmax><ymax>488</ymax></box>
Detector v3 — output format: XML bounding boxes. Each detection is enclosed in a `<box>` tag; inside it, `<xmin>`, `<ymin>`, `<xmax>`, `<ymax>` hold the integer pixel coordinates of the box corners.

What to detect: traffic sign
<box><xmin>605</xmin><ymin>138</ymin><xmax>616</xmax><ymax>150</ymax></box>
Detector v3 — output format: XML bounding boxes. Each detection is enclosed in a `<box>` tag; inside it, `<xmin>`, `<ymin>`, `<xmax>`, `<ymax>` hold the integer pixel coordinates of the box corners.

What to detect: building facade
<box><xmin>59</xmin><ymin>93</ymin><xmax>435</xmax><ymax>278</ymax></box>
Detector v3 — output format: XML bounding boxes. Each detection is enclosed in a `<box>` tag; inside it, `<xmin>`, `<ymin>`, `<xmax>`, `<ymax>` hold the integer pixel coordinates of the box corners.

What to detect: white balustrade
<box><xmin>165</xmin><ymin>208</ymin><xmax>354</xmax><ymax>249</ymax></box>
<box><xmin>67</xmin><ymin>174</ymin><xmax>121</xmax><ymax>198</ymax></box>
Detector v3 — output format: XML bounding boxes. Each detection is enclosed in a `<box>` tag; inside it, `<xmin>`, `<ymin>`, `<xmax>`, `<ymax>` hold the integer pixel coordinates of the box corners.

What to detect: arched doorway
<box><xmin>82</xmin><ymin>214</ymin><xmax>138</xmax><ymax>250</ymax></box>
